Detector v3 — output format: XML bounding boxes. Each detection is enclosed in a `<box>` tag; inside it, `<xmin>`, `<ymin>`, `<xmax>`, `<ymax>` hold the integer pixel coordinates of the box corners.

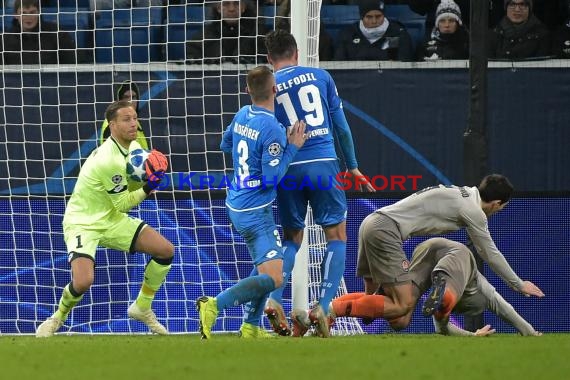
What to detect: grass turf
<box><xmin>1</xmin><ymin>334</ymin><xmax>568</xmax><ymax>380</ymax></box>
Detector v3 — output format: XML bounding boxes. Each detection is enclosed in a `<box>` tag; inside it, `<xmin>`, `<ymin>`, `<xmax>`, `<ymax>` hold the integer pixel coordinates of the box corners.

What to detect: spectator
<box><xmin>334</xmin><ymin>0</ymin><xmax>414</xmax><ymax>61</ymax></box>
<box><xmin>100</xmin><ymin>80</ymin><xmax>150</xmax><ymax>151</ymax></box>
<box><xmin>272</xmin><ymin>0</ymin><xmax>334</xmax><ymax>61</ymax></box>
<box><xmin>420</xmin><ymin>0</ymin><xmax>469</xmax><ymax>60</ymax></box>
<box><xmin>488</xmin><ymin>0</ymin><xmax>551</xmax><ymax>60</ymax></box>
<box><xmin>186</xmin><ymin>0</ymin><xmax>267</xmax><ymax>64</ymax></box>
<box><xmin>0</xmin><ymin>0</ymin><xmax>76</xmax><ymax>65</ymax></box>
<box><xmin>409</xmin><ymin>0</ymin><xmax>505</xmax><ymax>35</ymax></box>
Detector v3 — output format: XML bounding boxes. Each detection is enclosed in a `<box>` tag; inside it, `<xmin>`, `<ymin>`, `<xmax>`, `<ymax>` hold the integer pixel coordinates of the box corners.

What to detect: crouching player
<box><xmin>332</xmin><ymin>238</ymin><xmax>542</xmax><ymax>336</ymax></box>
<box><xmin>36</xmin><ymin>100</ymin><xmax>173</xmax><ymax>337</ymax></box>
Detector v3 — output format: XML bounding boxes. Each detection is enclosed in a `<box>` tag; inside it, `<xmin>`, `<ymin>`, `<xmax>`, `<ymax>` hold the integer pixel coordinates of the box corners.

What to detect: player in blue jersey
<box><xmin>263</xmin><ymin>29</ymin><xmax>375</xmax><ymax>338</ymax></box>
<box><xmin>196</xmin><ymin>66</ymin><xmax>307</xmax><ymax>339</ymax></box>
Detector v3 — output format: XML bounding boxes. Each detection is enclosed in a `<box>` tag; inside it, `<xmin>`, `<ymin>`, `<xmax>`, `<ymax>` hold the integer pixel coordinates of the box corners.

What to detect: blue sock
<box><xmin>268</xmin><ymin>240</ymin><xmax>299</xmax><ymax>305</ymax></box>
<box><xmin>216</xmin><ymin>273</ymin><xmax>276</xmax><ymax>311</ymax></box>
<box><xmin>243</xmin><ymin>293</ymin><xmax>270</xmax><ymax>326</ymax></box>
<box><xmin>242</xmin><ymin>268</ymin><xmax>269</xmax><ymax>326</ymax></box>
<box><xmin>318</xmin><ymin>240</ymin><xmax>346</xmax><ymax>314</ymax></box>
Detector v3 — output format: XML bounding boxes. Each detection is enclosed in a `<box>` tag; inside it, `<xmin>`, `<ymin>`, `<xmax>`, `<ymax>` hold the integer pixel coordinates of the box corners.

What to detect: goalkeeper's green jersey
<box><xmin>63</xmin><ymin>137</ymin><xmax>147</xmax><ymax>229</ymax></box>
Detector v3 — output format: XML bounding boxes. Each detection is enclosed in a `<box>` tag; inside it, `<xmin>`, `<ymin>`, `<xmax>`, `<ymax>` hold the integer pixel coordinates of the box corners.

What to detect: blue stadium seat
<box><xmin>320</xmin><ymin>5</ymin><xmax>360</xmax><ymax>25</ymax></box>
<box><xmin>57</xmin><ymin>0</ymin><xmax>90</xmax><ymax>8</ymax></box>
<box><xmin>320</xmin><ymin>5</ymin><xmax>360</xmax><ymax>44</ymax></box>
<box><xmin>40</xmin><ymin>8</ymin><xmax>93</xmax><ymax>48</ymax></box>
<box><xmin>165</xmin><ymin>5</ymin><xmax>205</xmax><ymax>61</ymax></box>
<box><xmin>259</xmin><ymin>5</ymin><xmax>278</xmax><ymax>28</ymax></box>
<box><xmin>94</xmin><ymin>7</ymin><xmax>163</xmax><ymax>63</ymax></box>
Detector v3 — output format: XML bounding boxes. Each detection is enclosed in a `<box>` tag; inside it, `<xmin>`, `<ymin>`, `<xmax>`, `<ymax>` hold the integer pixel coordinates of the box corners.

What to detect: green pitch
<box><xmin>1</xmin><ymin>334</ymin><xmax>568</xmax><ymax>380</ymax></box>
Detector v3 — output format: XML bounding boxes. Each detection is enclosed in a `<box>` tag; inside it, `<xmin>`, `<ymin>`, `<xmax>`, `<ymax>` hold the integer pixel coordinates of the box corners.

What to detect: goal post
<box><xmin>0</xmin><ymin>0</ymin><xmax>362</xmax><ymax>335</ymax></box>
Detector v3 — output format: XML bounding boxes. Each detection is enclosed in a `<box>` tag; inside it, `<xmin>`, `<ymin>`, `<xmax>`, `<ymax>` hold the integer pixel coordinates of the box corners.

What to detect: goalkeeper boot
<box><xmin>264</xmin><ymin>298</ymin><xmax>291</xmax><ymax>336</ymax></box>
<box><xmin>196</xmin><ymin>296</ymin><xmax>218</xmax><ymax>340</ymax></box>
<box><xmin>128</xmin><ymin>303</ymin><xmax>168</xmax><ymax>335</ymax></box>
<box><xmin>290</xmin><ymin>309</ymin><xmax>311</xmax><ymax>338</ymax></box>
<box><xmin>36</xmin><ymin>316</ymin><xmax>63</xmax><ymax>338</ymax></box>
<box><xmin>422</xmin><ymin>272</ymin><xmax>447</xmax><ymax>317</ymax></box>
<box><xmin>238</xmin><ymin>323</ymin><xmax>276</xmax><ymax>339</ymax></box>
<box><xmin>309</xmin><ymin>304</ymin><xmax>331</xmax><ymax>338</ymax></box>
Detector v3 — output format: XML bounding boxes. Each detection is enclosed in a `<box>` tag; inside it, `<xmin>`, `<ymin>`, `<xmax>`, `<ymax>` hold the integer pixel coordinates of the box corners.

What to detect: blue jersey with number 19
<box><xmin>273</xmin><ymin>65</ymin><xmax>357</xmax><ymax>169</ymax></box>
<box><xmin>220</xmin><ymin>105</ymin><xmax>299</xmax><ymax>211</ymax></box>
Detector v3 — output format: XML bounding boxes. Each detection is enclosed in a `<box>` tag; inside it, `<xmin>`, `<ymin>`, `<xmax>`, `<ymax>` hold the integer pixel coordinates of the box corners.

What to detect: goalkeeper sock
<box><xmin>317</xmin><ymin>240</ymin><xmax>346</xmax><ymax>314</ymax></box>
<box><xmin>268</xmin><ymin>240</ymin><xmax>299</xmax><ymax>305</ymax></box>
<box><xmin>216</xmin><ymin>274</ymin><xmax>275</xmax><ymax>311</ymax></box>
<box><xmin>243</xmin><ymin>268</ymin><xmax>269</xmax><ymax>326</ymax></box>
<box><xmin>135</xmin><ymin>256</ymin><xmax>172</xmax><ymax>311</ymax></box>
<box><xmin>53</xmin><ymin>283</ymin><xmax>84</xmax><ymax>321</ymax></box>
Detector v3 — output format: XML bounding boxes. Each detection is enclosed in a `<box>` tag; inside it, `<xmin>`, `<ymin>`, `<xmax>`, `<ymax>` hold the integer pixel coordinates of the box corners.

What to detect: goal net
<box><xmin>0</xmin><ymin>0</ymin><xmax>361</xmax><ymax>335</ymax></box>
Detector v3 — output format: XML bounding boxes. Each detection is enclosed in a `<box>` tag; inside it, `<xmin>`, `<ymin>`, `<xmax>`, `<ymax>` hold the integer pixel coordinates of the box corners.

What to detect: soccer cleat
<box><xmin>290</xmin><ymin>309</ymin><xmax>311</xmax><ymax>338</ymax></box>
<box><xmin>309</xmin><ymin>304</ymin><xmax>331</xmax><ymax>338</ymax></box>
<box><xmin>196</xmin><ymin>296</ymin><xmax>218</xmax><ymax>340</ymax></box>
<box><xmin>264</xmin><ymin>298</ymin><xmax>291</xmax><ymax>336</ymax></box>
<box><xmin>238</xmin><ymin>323</ymin><xmax>276</xmax><ymax>339</ymax></box>
<box><xmin>35</xmin><ymin>317</ymin><xmax>63</xmax><ymax>338</ymax></box>
<box><xmin>422</xmin><ymin>273</ymin><xmax>447</xmax><ymax>317</ymax></box>
<box><xmin>128</xmin><ymin>302</ymin><xmax>168</xmax><ymax>335</ymax></box>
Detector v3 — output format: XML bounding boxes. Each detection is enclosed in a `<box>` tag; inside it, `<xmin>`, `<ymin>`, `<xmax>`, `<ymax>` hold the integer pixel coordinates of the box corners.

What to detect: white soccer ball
<box><xmin>126</xmin><ymin>148</ymin><xmax>150</xmax><ymax>182</ymax></box>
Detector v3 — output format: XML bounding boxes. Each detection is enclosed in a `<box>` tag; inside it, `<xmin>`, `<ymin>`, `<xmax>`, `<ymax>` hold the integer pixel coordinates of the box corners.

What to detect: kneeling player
<box><xmin>332</xmin><ymin>238</ymin><xmax>541</xmax><ymax>336</ymax></box>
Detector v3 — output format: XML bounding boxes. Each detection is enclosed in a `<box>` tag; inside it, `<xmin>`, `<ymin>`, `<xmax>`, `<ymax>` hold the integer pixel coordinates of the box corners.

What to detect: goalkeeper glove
<box><xmin>143</xmin><ymin>149</ymin><xmax>168</xmax><ymax>194</ymax></box>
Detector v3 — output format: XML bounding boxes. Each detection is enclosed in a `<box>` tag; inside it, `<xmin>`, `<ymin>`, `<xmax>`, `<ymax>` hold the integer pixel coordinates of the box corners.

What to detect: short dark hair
<box><xmin>14</xmin><ymin>0</ymin><xmax>39</xmax><ymax>13</ymax></box>
<box><xmin>478</xmin><ymin>174</ymin><xmax>514</xmax><ymax>204</ymax></box>
<box><xmin>265</xmin><ymin>29</ymin><xmax>297</xmax><ymax>62</ymax></box>
<box><xmin>105</xmin><ymin>100</ymin><xmax>135</xmax><ymax>123</ymax></box>
<box><xmin>246</xmin><ymin>66</ymin><xmax>274</xmax><ymax>103</ymax></box>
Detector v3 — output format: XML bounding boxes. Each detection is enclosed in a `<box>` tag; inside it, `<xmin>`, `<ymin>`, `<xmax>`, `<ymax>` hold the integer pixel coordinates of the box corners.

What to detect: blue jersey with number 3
<box><xmin>274</xmin><ymin>65</ymin><xmax>356</xmax><ymax>168</ymax></box>
<box><xmin>221</xmin><ymin>105</ymin><xmax>299</xmax><ymax>211</ymax></box>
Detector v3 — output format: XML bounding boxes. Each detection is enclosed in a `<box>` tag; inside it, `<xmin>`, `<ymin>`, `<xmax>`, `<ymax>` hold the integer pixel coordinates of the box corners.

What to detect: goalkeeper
<box><xmin>36</xmin><ymin>100</ymin><xmax>173</xmax><ymax>337</ymax></box>
<box><xmin>332</xmin><ymin>238</ymin><xmax>542</xmax><ymax>336</ymax></box>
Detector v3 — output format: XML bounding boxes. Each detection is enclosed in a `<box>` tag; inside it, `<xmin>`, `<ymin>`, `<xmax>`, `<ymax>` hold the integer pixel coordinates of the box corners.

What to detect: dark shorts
<box><xmin>356</xmin><ymin>212</ymin><xmax>411</xmax><ymax>286</ymax></box>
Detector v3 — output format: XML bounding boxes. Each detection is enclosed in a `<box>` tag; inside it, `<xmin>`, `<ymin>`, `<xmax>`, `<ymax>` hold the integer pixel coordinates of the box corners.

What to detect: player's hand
<box><xmin>348</xmin><ymin>168</ymin><xmax>376</xmax><ymax>192</ymax></box>
<box><xmin>474</xmin><ymin>324</ymin><xmax>496</xmax><ymax>337</ymax></box>
<box><xmin>519</xmin><ymin>280</ymin><xmax>545</xmax><ymax>298</ymax></box>
<box><xmin>287</xmin><ymin>120</ymin><xmax>307</xmax><ymax>148</ymax></box>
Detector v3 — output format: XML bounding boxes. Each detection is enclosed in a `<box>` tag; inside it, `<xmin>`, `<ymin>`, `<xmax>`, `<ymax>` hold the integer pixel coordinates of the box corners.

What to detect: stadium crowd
<box><xmin>1</xmin><ymin>0</ymin><xmax>570</xmax><ymax>64</ymax></box>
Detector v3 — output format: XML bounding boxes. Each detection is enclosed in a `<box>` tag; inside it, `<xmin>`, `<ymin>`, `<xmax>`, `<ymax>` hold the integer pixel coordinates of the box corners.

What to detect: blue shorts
<box><xmin>277</xmin><ymin>160</ymin><xmax>347</xmax><ymax>230</ymax></box>
<box><xmin>227</xmin><ymin>205</ymin><xmax>283</xmax><ymax>266</ymax></box>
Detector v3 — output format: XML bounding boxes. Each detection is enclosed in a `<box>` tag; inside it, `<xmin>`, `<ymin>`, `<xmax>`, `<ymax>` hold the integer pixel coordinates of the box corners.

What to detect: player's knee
<box><xmin>388</xmin><ymin>314</ymin><xmax>412</xmax><ymax>331</ymax></box>
<box><xmin>323</xmin><ymin>223</ymin><xmax>347</xmax><ymax>241</ymax></box>
<box><xmin>270</xmin><ymin>274</ymin><xmax>283</xmax><ymax>289</ymax></box>
<box><xmin>73</xmin><ymin>275</ymin><xmax>93</xmax><ymax>294</ymax></box>
<box><xmin>155</xmin><ymin>239</ymin><xmax>174</xmax><ymax>260</ymax></box>
<box><xmin>164</xmin><ymin>240</ymin><xmax>175</xmax><ymax>258</ymax></box>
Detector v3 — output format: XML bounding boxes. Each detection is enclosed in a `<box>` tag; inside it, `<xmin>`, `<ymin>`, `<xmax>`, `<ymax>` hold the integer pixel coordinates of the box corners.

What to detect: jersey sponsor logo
<box><xmin>269</xmin><ymin>158</ymin><xmax>280</xmax><ymax>167</ymax></box>
<box><xmin>111</xmin><ymin>174</ymin><xmax>123</xmax><ymax>184</ymax></box>
<box><xmin>402</xmin><ymin>260</ymin><xmax>410</xmax><ymax>272</ymax></box>
<box><xmin>266</xmin><ymin>250</ymin><xmax>278</xmax><ymax>259</ymax></box>
<box><xmin>268</xmin><ymin>143</ymin><xmax>282</xmax><ymax>156</ymax></box>
<box><xmin>108</xmin><ymin>184</ymin><xmax>127</xmax><ymax>193</ymax></box>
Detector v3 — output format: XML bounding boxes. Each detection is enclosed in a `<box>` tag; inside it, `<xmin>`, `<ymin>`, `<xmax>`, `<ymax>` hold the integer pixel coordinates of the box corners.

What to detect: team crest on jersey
<box><xmin>402</xmin><ymin>260</ymin><xmax>410</xmax><ymax>272</ymax></box>
<box><xmin>112</xmin><ymin>174</ymin><xmax>123</xmax><ymax>184</ymax></box>
<box><xmin>268</xmin><ymin>143</ymin><xmax>282</xmax><ymax>156</ymax></box>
